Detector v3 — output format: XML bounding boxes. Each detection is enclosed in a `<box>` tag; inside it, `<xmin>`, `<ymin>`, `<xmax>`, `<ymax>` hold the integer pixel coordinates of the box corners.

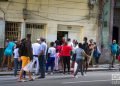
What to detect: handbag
<box><xmin>23</xmin><ymin>61</ymin><xmax>34</xmax><ymax>72</ymax></box>
<box><xmin>74</xmin><ymin>62</ymin><xmax>78</xmax><ymax>74</ymax></box>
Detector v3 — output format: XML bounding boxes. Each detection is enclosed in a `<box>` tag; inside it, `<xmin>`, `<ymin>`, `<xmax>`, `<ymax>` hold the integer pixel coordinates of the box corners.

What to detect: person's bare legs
<box><xmin>18</xmin><ymin>69</ymin><xmax>23</xmax><ymax>80</ymax></box>
<box><xmin>28</xmin><ymin>72</ymin><xmax>33</xmax><ymax>80</ymax></box>
<box><xmin>1</xmin><ymin>56</ymin><xmax>7</xmax><ymax>71</ymax></box>
<box><xmin>18</xmin><ymin>70</ymin><xmax>33</xmax><ymax>81</ymax></box>
<box><xmin>8</xmin><ymin>56</ymin><xmax>12</xmax><ymax>70</ymax></box>
<box><xmin>83</xmin><ymin>60</ymin><xmax>88</xmax><ymax>74</ymax></box>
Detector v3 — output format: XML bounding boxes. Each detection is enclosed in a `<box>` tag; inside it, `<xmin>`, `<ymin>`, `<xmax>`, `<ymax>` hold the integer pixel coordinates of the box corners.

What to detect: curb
<box><xmin>0</xmin><ymin>68</ymin><xmax>119</xmax><ymax>76</ymax></box>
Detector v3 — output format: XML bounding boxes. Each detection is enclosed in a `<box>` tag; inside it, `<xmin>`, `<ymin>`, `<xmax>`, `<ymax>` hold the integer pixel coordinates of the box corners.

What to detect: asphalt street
<box><xmin>0</xmin><ymin>71</ymin><xmax>119</xmax><ymax>86</ymax></box>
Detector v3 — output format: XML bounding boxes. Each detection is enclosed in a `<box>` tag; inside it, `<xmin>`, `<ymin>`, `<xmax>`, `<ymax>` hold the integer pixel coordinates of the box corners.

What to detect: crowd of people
<box><xmin>0</xmin><ymin>35</ymin><xmax>105</xmax><ymax>82</ymax></box>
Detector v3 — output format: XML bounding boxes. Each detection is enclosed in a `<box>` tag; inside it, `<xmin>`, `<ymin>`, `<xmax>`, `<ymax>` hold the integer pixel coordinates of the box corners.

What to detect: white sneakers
<box><xmin>74</xmin><ymin>76</ymin><xmax>79</xmax><ymax>78</ymax></box>
<box><xmin>50</xmin><ymin>72</ymin><xmax>54</xmax><ymax>75</ymax></box>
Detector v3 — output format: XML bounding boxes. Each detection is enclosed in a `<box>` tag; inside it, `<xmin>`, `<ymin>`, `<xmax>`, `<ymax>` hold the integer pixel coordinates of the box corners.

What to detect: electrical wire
<box><xmin>8</xmin><ymin>1</ymin><xmax>66</xmax><ymax>5</ymax></box>
<box><xmin>6</xmin><ymin>0</ymin><xmax>12</xmax><ymax>11</ymax></box>
<box><xmin>29</xmin><ymin>11</ymin><xmax>88</xmax><ymax>22</ymax></box>
<box><xmin>8</xmin><ymin>0</ymin><xmax>87</xmax><ymax>5</ymax></box>
<box><xmin>55</xmin><ymin>0</ymin><xmax>87</xmax><ymax>4</ymax></box>
<box><xmin>1</xmin><ymin>0</ymin><xmax>95</xmax><ymax>22</ymax></box>
<box><xmin>7</xmin><ymin>0</ymin><xmax>89</xmax><ymax>13</ymax></box>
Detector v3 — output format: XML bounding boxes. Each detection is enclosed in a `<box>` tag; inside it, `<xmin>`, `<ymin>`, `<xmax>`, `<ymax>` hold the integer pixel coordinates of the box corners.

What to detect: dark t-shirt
<box><xmin>19</xmin><ymin>39</ymin><xmax>33</xmax><ymax>60</ymax></box>
<box><xmin>26</xmin><ymin>39</ymin><xmax>33</xmax><ymax>60</ymax></box>
<box><xmin>82</xmin><ymin>42</ymin><xmax>89</xmax><ymax>54</ymax></box>
<box><xmin>19</xmin><ymin>41</ymin><xmax>28</xmax><ymax>57</ymax></box>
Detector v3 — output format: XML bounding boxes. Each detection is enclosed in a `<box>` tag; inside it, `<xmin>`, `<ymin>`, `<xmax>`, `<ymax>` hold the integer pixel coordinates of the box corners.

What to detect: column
<box><xmin>21</xmin><ymin>22</ymin><xmax>26</xmax><ymax>39</ymax></box>
<box><xmin>100</xmin><ymin>0</ymin><xmax>114</xmax><ymax>63</ymax></box>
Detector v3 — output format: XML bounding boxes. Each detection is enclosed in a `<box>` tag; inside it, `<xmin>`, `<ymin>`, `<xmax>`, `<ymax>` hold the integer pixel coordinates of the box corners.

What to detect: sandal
<box><xmin>17</xmin><ymin>79</ymin><xmax>27</xmax><ymax>82</ymax></box>
<box><xmin>29</xmin><ymin>78</ymin><xmax>34</xmax><ymax>81</ymax></box>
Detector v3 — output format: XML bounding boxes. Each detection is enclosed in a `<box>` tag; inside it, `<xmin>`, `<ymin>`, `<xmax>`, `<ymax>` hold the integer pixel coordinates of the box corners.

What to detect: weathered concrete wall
<box><xmin>0</xmin><ymin>20</ymin><xmax>5</xmax><ymax>48</ymax></box>
<box><xmin>0</xmin><ymin>0</ymin><xmax>98</xmax><ymax>43</ymax></box>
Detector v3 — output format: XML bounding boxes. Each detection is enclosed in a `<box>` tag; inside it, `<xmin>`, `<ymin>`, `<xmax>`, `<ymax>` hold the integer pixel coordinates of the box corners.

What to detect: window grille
<box><xmin>5</xmin><ymin>22</ymin><xmax>21</xmax><ymax>41</ymax></box>
<box><xmin>25</xmin><ymin>23</ymin><xmax>45</xmax><ymax>43</ymax></box>
<box><xmin>26</xmin><ymin>24</ymin><xmax>44</xmax><ymax>29</ymax></box>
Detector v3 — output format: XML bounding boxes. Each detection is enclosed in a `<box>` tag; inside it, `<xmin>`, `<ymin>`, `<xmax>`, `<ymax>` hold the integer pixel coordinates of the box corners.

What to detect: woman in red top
<box><xmin>61</xmin><ymin>42</ymin><xmax>72</xmax><ymax>74</ymax></box>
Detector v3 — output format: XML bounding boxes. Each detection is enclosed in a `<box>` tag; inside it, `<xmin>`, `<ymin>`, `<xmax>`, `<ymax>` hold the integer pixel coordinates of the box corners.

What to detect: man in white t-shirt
<box><xmin>32</xmin><ymin>39</ymin><xmax>41</xmax><ymax>75</ymax></box>
<box><xmin>46</xmin><ymin>42</ymin><xmax>56</xmax><ymax>74</ymax></box>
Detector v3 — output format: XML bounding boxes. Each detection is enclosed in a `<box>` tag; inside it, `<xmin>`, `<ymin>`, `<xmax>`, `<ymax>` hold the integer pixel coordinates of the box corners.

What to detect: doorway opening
<box><xmin>57</xmin><ymin>31</ymin><xmax>68</xmax><ymax>43</ymax></box>
<box><xmin>112</xmin><ymin>26</ymin><xmax>119</xmax><ymax>43</ymax></box>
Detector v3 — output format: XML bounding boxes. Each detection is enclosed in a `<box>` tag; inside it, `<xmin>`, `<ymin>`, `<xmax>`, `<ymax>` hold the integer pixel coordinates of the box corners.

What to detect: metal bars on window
<box><xmin>5</xmin><ymin>22</ymin><xmax>21</xmax><ymax>41</ymax></box>
<box><xmin>25</xmin><ymin>23</ymin><xmax>45</xmax><ymax>43</ymax></box>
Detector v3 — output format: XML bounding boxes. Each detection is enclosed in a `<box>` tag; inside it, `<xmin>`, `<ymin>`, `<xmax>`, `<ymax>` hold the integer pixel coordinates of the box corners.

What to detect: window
<box><xmin>5</xmin><ymin>22</ymin><xmax>21</xmax><ymax>41</ymax></box>
<box><xmin>26</xmin><ymin>24</ymin><xmax>44</xmax><ymax>29</ymax></box>
<box><xmin>25</xmin><ymin>23</ymin><xmax>45</xmax><ymax>43</ymax></box>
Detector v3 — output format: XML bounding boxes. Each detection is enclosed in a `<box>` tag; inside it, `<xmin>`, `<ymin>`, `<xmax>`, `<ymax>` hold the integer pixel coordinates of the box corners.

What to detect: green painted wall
<box><xmin>102</xmin><ymin>0</ymin><xmax>111</xmax><ymax>49</ymax></box>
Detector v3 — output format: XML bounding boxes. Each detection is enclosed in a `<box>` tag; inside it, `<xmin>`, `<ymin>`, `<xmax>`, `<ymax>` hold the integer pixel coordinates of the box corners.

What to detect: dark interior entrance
<box><xmin>112</xmin><ymin>26</ymin><xmax>119</xmax><ymax>43</ymax></box>
<box><xmin>57</xmin><ymin>31</ymin><xmax>68</xmax><ymax>43</ymax></box>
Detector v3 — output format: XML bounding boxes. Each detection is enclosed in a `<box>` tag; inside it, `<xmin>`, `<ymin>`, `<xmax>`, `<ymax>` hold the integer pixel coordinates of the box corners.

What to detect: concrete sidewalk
<box><xmin>0</xmin><ymin>64</ymin><xmax>119</xmax><ymax>76</ymax></box>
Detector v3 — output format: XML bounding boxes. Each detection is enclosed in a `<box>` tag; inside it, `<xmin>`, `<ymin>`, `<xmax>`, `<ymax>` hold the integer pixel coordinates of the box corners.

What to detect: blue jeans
<box><xmin>39</xmin><ymin>55</ymin><xmax>46</xmax><ymax>78</ymax></box>
<box><xmin>74</xmin><ymin>58</ymin><xmax>84</xmax><ymax>76</ymax></box>
<box><xmin>14</xmin><ymin>58</ymin><xmax>19</xmax><ymax>76</ymax></box>
<box><xmin>46</xmin><ymin>57</ymin><xmax>55</xmax><ymax>72</ymax></box>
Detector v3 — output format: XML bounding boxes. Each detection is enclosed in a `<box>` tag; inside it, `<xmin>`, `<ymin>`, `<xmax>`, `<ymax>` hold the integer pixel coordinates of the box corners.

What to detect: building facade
<box><xmin>99</xmin><ymin>0</ymin><xmax>120</xmax><ymax>63</ymax></box>
<box><xmin>0</xmin><ymin>0</ymin><xmax>99</xmax><ymax>48</ymax></box>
